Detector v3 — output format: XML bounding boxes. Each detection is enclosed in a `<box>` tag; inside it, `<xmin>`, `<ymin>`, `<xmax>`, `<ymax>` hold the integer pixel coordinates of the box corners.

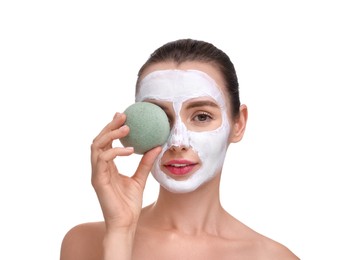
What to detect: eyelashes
<box><xmin>193</xmin><ymin>112</ymin><xmax>213</xmax><ymax>123</ymax></box>
<box><xmin>165</xmin><ymin>111</ymin><xmax>215</xmax><ymax>129</ymax></box>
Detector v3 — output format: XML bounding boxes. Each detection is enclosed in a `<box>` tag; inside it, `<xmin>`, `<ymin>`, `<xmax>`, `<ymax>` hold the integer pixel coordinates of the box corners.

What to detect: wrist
<box><xmin>103</xmin><ymin>227</ymin><xmax>136</xmax><ymax>260</ymax></box>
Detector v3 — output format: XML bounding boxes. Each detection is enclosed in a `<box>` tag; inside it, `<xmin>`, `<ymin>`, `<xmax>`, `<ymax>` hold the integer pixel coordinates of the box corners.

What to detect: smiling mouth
<box><xmin>164</xmin><ymin>161</ymin><xmax>198</xmax><ymax>176</ymax></box>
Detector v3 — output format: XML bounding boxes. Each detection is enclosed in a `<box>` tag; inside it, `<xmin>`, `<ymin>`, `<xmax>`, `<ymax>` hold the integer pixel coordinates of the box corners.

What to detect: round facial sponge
<box><xmin>119</xmin><ymin>102</ymin><xmax>170</xmax><ymax>154</ymax></box>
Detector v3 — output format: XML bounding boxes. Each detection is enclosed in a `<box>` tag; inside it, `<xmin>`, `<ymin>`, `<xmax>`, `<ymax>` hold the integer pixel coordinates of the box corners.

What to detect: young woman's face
<box><xmin>137</xmin><ymin>62</ymin><xmax>233</xmax><ymax>193</ymax></box>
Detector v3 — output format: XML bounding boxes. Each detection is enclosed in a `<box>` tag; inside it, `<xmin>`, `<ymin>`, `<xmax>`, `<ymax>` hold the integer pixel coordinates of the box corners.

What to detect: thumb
<box><xmin>132</xmin><ymin>146</ymin><xmax>162</xmax><ymax>190</ymax></box>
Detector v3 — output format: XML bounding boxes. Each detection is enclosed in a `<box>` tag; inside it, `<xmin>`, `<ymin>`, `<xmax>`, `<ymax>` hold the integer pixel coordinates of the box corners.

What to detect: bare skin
<box><xmin>60</xmin><ymin>62</ymin><xmax>299</xmax><ymax>260</ymax></box>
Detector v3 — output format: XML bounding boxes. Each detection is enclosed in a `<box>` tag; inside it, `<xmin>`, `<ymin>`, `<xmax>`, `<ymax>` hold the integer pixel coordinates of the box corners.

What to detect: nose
<box><xmin>167</xmin><ymin>116</ymin><xmax>190</xmax><ymax>149</ymax></box>
<box><xmin>170</xmin><ymin>144</ymin><xmax>188</xmax><ymax>152</ymax></box>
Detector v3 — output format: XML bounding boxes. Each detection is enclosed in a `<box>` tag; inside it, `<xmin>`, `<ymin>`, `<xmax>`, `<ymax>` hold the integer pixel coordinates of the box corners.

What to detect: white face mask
<box><xmin>136</xmin><ymin>70</ymin><xmax>230</xmax><ymax>193</ymax></box>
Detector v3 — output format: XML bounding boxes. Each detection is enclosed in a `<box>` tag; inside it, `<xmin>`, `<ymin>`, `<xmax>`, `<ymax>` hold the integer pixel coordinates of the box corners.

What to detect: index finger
<box><xmin>93</xmin><ymin>112</ymin><xmax>126</xmax><ymax>143</ymax></box>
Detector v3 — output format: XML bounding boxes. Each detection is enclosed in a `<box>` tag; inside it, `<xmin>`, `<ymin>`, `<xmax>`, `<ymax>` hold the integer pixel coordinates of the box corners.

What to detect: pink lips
<box><xmin>164</xmin><ymin>159</ymin><xmax>197</xmax><ymax>176</ymax></box>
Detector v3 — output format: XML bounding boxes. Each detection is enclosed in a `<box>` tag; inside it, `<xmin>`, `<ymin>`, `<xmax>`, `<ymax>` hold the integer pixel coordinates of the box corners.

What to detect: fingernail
<box><xmin>120</xmin><ymin>125</ymin><xmax>129</xmax><ymax>131</ymax></box>
<box><xmin>125</xmin><ymin>147</ymin><xmax>134</xmax><ymax>151</ymax></box>
<box><xmin>114</xmin><ymin>112</ymin><xmax>121</xmax><ymax>119</ymax></box>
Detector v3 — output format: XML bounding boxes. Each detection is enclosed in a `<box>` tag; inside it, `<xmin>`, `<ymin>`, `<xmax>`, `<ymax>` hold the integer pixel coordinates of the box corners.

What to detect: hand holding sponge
<box><xmin>120</xmin><ymin>102</ymin><xmax>170</xmax><ymax>154</ymax></box>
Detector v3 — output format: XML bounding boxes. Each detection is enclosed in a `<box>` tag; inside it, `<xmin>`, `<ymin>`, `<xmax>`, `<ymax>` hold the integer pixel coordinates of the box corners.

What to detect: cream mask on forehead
<box><xmin>136</xmin><ymin>70</ymin><xmax>230</xmax><ymax>193</ymax></box>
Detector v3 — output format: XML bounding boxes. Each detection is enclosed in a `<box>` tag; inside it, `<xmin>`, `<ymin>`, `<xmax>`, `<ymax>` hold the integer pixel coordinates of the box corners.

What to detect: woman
<box><xmin>60</xmin><ymin>39</ymin><xmax>299</xmax><ymax>259</ymax></box>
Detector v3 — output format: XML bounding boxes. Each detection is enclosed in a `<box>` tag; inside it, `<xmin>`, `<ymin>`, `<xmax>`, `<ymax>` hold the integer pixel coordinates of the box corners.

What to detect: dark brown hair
<box><xmin>136</xmin><ymin>39</ymin><xmax>241</xmax><ymax>118</ymax></box>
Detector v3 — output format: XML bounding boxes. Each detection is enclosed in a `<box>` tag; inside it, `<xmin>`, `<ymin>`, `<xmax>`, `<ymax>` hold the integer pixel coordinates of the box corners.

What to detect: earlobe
<box><xmin>230</xmin><ymin>104</ymin><xmax>248</xmax><ymax>143</ymax></box>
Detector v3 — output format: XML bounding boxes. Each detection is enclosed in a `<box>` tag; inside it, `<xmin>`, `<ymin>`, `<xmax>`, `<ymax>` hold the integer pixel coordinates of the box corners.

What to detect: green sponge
<box><xmin>119</xmin><ymin>102</ymin><xmax>170</xmax><ymax>154</ymax></box>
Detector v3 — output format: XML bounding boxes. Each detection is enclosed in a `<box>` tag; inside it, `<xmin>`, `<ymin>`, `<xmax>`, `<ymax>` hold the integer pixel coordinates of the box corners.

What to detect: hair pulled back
<box><xmin>137</xmin><ymin>39</ymin><xmax>241</xmax><ymax>118</ymax></box>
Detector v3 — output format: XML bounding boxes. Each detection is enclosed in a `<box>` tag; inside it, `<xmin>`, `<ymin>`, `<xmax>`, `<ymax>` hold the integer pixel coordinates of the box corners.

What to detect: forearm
<box><xmin>102</xmin><ymin>228</ymin><xmax>136</xmax><ymax>260</ymax></box>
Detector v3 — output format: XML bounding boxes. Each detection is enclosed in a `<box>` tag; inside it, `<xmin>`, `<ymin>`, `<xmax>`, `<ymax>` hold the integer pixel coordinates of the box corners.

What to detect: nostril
<box><xmin>170</xmin><ymin>145</ymin><xmax>188</xmax><ymax>152</ymax></box>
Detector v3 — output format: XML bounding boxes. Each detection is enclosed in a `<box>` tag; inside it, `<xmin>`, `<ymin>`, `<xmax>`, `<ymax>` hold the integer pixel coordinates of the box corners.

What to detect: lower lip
<box><xmin>165</xmin><ymin>164</ymin><xmax>196</xmax><ymax>176</ymax></box>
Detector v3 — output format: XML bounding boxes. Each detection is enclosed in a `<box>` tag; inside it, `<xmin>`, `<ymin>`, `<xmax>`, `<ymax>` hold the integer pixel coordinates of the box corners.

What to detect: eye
<box><xmin>193</xmin><ymin>112</ymin><xmax>213</xmax><ymax>123</ymax></box>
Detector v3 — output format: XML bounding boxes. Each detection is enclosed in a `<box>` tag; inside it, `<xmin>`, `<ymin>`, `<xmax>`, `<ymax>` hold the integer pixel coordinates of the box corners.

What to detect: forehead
<box><xmin>138</xmin><ymin>61</ymin><xmax>227</xmax><ymax>95</ymax></box>
<box><xmin>136</xmin><ymin>69</ymin><xmax>225</xmax><ymax>107</ymax></box>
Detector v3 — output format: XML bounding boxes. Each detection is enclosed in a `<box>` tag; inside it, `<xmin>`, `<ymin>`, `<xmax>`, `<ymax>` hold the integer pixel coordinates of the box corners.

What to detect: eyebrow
<box><xmin>184</xmin><ymin>100</ymin><xmax>219</xmax><ymax>109</ymax></box>
<box><xmin>143</xmin><ymin>99</ymin><xmax>219</xmax><ymax>113</ymax></box>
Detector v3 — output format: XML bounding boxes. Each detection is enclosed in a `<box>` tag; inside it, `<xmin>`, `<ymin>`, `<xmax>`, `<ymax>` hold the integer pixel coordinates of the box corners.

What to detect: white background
<box><xmin>1</xmin><ymin>1</ymin><xmax>360</xmax><ymax>259</ymax></box>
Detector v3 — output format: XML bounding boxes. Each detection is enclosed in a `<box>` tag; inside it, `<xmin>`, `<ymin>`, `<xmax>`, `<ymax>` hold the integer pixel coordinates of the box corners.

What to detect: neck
<box><xmin>145</xmin><ymin>175</ymin><xmax>226</xmax><ymax>235</ymax></box>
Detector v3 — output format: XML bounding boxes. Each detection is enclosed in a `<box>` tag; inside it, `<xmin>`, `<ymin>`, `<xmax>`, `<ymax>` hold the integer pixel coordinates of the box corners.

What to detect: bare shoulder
<box><xmin>225</xmin><ymin>216</ymin><xmax>299</xmax><ymax>259</ymax></box>
<box><xmin>256</xmin><ymin>235</ymin><xmax>300</xmax><ymax>260</ymax></box>
<box><xmin>60</xmin><ymin>221</ymin><xmax>106</xmax><ymax>260</ymax></box>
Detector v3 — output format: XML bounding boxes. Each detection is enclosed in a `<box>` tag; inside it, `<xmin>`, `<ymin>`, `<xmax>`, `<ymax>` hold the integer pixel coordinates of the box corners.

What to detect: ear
<box><xmin>229</xmin><ymin>104</ymin><xmax>248</xmax><ymax>143</ymax></box>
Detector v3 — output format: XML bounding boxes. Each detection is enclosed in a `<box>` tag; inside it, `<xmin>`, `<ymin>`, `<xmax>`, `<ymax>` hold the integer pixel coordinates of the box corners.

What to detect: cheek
<box><xmin>189</xmin><ymin>127</ymin><xmax>229</xmax><ymax>159</ymax></box>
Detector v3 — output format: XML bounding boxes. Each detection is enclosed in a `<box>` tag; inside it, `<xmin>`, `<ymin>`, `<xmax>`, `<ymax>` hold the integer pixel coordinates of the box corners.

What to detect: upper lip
<box><xmin>164</xmin><ymin>159</ymin><xmax>197</xmax><ymax>167</ymax></box>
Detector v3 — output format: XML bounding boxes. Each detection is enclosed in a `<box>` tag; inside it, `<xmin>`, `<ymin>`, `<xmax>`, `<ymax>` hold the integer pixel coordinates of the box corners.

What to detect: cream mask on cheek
<box><xmin>136</xmin><ymin>70</ymin><xmax>231</xmax><ymax>193</ymax></box>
